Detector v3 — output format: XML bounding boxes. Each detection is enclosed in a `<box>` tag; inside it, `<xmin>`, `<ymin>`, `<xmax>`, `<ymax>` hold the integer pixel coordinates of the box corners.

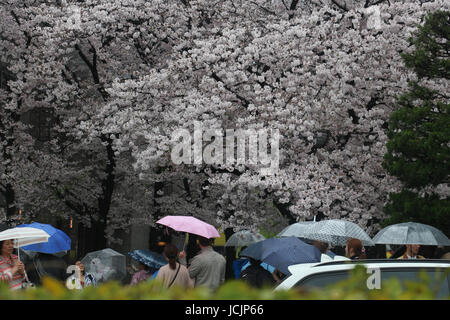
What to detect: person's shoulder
<box><xmin>179</xmin><ymin>262</ymin><xmax>189</xmax><ymax>269</ymax></box>
<box><xmin>180</xmin><ymin>264</ymin><xmax>190</xmax><ymax>273</ymax></box>
<box><xmin>159</xmin><ymin>264</ymin><xmax>171</xmax><ymax>272</ymax></box>
<box><xmin>211</xmin><ymin>249</ymin><xmax>225</xmax><ymax>259</ymax></box>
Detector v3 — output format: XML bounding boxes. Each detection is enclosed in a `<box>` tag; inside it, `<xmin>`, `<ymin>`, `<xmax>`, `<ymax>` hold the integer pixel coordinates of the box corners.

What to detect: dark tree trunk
<box><xmin>224</xmin><ymin>227</ymin><xmax>236</xmax><ymax>280</ymax></box>
<box><xmin>4</xmin><ymin>183</ymin><xmax>17</xmax><ymax>219</ymax></box>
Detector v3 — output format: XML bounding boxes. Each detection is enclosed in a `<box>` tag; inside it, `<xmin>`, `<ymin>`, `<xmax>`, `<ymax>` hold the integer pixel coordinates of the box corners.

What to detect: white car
<box><xmin>275</xmin><ymin>255</ymin><xmax>450</xmax><ymax>298</ymax></box>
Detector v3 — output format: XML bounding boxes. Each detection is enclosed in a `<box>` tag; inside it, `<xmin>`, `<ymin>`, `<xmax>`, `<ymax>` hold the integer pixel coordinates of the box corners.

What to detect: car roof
<box><xmin>287</xmin><ymin>259</ymin><xmax>450</xmax><ymax>276</ymax></box>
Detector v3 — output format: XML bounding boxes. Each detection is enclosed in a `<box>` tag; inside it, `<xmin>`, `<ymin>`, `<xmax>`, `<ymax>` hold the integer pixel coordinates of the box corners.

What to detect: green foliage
<box><xmin>382</xmin><ymin>10</ymin><xmax>449</xmax><ymax>232</ymax></box>
<box><xmin>382</xmin><ymin>190</ymin><xmax>450</xmax><ymax>234</ymax></box>
<box><xmin>383</xmin><ymin>84</ymin><xmax>450</xmax><ymax>189</ymax></box>
<box><xmin>402</xmin><ymin>11</ymin><xmax>450</xmax><ymax>79</ymax></box>
<box><xmin>0</xmin><ymin>266</ymin><xmax>448</xmax><ymax>300</ymax></box>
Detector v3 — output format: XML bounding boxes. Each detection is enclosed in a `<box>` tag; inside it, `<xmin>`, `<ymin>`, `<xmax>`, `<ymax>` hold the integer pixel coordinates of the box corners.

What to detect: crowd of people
<box><xmin>0</xmin><ymin>235</ymin><xmax>227</xmax><ymax>291</ymax></box>
<box><xmin>1</xmin><ymin>235</ymin><xmax>449</xmax><ymax>292</ymax></box>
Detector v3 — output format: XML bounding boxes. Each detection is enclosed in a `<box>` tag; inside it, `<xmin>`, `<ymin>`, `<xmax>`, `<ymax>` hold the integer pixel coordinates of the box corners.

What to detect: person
<box><xmin>0</xmin><ymin>240</ymin><xmax>26</xmax><ymax>290</ymax></box>
<box><xmin>397</xmin><ymin>244</ymin><xmax>425</xmax><ymax>260</ymax></box>
<box><xmin>232</xmin><ymin>246</ymin><xmax>248</xmax><ymax>280</ymax></box>
<box><xmin>389</xmin><ymin>245</ymin><xmax>406</xmax><ymax>259</ymax></box>
<box><xmin>188</xmin><ymin>236</ymin><xmax>226</xmax><ymax>291</ymax></box>
<box><xmin>440</xmin><ymin>252</ymin><xmax>450</xmax><ymax>260</ymax></box>
<box><xmin>130</xmin><ymin>261</ymin><xmax>153</xmax><ymax>286</ymax></box>
<box><xmin>311</xmin><ymin>240</ymin><xmax>329</xmax><ymax>254</ymax></box>
<box><xmin>240</xmin><ymin>258</ymin><xmax>276</xmax><ymax>288</ymax></box>
<box><xmin>232</xmin><ymin>256</ymin><xmax>249</xmax><ymax>280</ymax></box>
<box><xmin>271</xmin><ymin>268</ymin><xmax>286</xmax><ymax>285</ymax></box>
<box><xmin>345</xmin><ymin>238</ymin><xmax>366</xmax><ymax>260</ymax></box>
<box><xmin>156</xmin><ymin>243</ymin><xmax>193</xmax><ymax>288</ymax></box>
<box><xmin>66</xmin><ymin>260</ymin><xmax>97</xmax><ymax>289</ymax></box>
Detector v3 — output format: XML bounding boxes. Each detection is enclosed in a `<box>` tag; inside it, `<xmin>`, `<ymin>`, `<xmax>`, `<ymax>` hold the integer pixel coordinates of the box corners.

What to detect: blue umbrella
<box><xmin>128</xmin><ymin>249</ymin><xmax>167</xmax><ymax>270</ymax></box>
<box><xmin>263</xmin><ymin>245</ymin><xmax>321</xmax><ymax>275</ymax></box>
<box><xmin>240</xmin><ymin>237</ymin><xmax>321</xmax><ymax>275</ymax></box>
<box><xmin>16</xmin><ymin>222</ymin><xmax>71</xmax><ymax>254</ymax></box>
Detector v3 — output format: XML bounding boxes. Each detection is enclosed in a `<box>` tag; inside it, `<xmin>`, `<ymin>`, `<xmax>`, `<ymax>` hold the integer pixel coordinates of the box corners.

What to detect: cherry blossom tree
<box><xmin>0</xmin><ymin>1</ymin><xmax>68</xmax><ymax>225</ymax></box>
<box><xmin>1</xmin><ymin>0</ymin><xmax>447</xmax><ymax>249</ymax></box>
<box><xmin>96</xmin><ymin>0</ymin><xmax>448</xmax><ymax>236</ymax></box>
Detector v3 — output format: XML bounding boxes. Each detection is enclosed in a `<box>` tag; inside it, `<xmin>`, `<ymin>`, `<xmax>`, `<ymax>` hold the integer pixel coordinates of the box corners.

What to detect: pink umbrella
<box><xmin>156</xmin><ymin>215</ymin><xmax>220</xmax><ymax>239</ymax></box>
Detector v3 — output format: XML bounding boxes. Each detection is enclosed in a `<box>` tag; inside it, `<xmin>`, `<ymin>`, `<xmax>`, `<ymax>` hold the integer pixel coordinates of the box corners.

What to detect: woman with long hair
<box><xmin>156</xmin><ymin>243</ymin><xmax>193</xmax><ymax>288</ymax></box>
<box><xmin>345</xmin><ymin>238</ymin><xmax>366</xmax><ymax>260</ymax></box>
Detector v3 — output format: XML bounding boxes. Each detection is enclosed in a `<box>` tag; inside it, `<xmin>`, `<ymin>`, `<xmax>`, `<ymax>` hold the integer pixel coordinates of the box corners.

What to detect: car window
<box><xmin>295</xmin><ymin>267</ymin><xmax>449</xmax><ymax>299</ymax></box>
<box><xmin>295</xmin><ymin>270</ymin><xmax>351</xmax><ymax>289</ymax></box>
<box><xmin>381</xmin><ymin>268</ymin><xmax>449</xmax><ymax>299</ymax></box>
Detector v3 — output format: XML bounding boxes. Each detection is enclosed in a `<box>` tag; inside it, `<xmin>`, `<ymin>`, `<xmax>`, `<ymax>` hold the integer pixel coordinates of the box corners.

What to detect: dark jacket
<box><xmin>240</xmin><ymin>263</ymin><xmax>276</xmax><ymax>288</ymax></box>
<box><xmin>25</xmin><ymin>253</ymin><xmax>68</xmax><ymax>285</ymax></box>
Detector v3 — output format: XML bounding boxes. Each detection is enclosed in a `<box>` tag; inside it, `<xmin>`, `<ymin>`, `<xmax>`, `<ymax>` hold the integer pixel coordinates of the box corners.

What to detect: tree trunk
<box><xmin>4</xmin><ymin>183</ymin><xmax>17</xmax><ymax>219</ymax></box>
<box><xmin>224</xmin><ymin>227</ymin><xmax>236</xmax><ymax>280</ymax></box>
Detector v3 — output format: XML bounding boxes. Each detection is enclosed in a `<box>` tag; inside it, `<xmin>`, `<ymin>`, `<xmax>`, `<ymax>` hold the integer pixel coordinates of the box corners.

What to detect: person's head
<box><xmin>197</xmin><ymin>236</ymin><xmax>213</xmax><ymax>248</ymax></box>
<box><xmin>345</xmin><ymin>238</ymin><xmax>366</xmax><ymax>259</ymax></box>
<box><xmin>137</xmin><ymin>261</ymin><xmax>150</xmax><ymax>271</ymax></box>
<box><xmin>75</xmin><ymin>261</ymin><xmax>85</xmax><ymax>274</ymax></box>
<box><xmin>405</xmin><ymin>244</ymin><xmax>421</xmax><ymax>257</ymax></box>
<box><xmin>440</xmin><ymin>252</ymin><xmax>450</xmax><ymax>260</ymax></box>
<box><xmin>311</xmin><ymin>240</ymin><xmax>329</xmax><ymax>254</ymax></box>
<box><xmin>163</xmin><ymin>243</ymin><xmax>179</xmax><ymax>270</ymax></box>
<box><xmin>0</xmin><ymin>239</ymin><xmax>14</xmax><ymax>257</ymax></box>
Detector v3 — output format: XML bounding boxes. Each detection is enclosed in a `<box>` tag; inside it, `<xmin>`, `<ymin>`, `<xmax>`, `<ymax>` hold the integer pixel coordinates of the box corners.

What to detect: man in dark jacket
<box><xmin>240</xmin><ymin>258</ymin><xmax>276</xmax><ymax>288</ymax></box>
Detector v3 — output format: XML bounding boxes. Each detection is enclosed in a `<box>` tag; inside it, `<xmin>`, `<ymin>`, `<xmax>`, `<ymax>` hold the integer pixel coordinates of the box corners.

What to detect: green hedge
<box><xmin>0</xmin><ymin>266</ymin><xmax>448</xmax><ymax>300</ymax></box>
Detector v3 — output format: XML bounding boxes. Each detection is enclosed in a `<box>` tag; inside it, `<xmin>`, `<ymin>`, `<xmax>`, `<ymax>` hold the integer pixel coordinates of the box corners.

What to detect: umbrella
<box><xmin>372</xmin><ymin>222</ymin><xmax>450</xmax><ymax>246</ymax></box>
<box><xmin>0</xmin><ymin>226</ymin><xmax>50</xmax><ymax>285</ymax></box>
<box><xmin>16</xmin><ymin>222</ymin><xmax>71</xmax><ymax>254</ymax></box>
<box><xmin>0</xmin><ymin>227</ymin><xmax>50</xmax><ymax>260</ymax></box>
<box><xmin>303</xmin><ymin>219</ymin><xmax>375</xmax><ymax>246</ymax></box>
<box><xmin>262</xmin><ymin>242</ymin><xmax>322</xmax><ymax>275</ymax></box>
<box><xmin>240</xmin><ymin>236</ymin><xmax>321</xmax><ymax>267</ymax></box>
<box><xmin>276</xmin><ymin>221</ymin><xmax>316</xmax><ymax>238</ymax></box>
<box><xmin>81</xmin><ymin>248</ymin><xmax>126</xmax><ymax>283</ymax></box>
<box><xmin>156</xmin><ymin>215</ymin><xmax>220</xmax><ymax>239</ymax></box>
<box><xmin>128</xmin><ymin>249</ymin><xmax>167</xmax><ymax>270</ymax></box>
<box><xmin>225</xmin><ymin>230</ymin><xmax>266</xmax><ymax>247</ymax></box>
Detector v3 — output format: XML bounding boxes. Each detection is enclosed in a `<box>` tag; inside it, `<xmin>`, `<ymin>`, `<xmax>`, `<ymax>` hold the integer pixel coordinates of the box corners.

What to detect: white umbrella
<box><xmin>225</xmin><ymin>230</ymin><xmax>266</xmax><ymax>247</ymax></box>
<box><xmin>277</xmin><ymin>221</ymin><xmax>316</xmax><ymax>238</ymax></box>
<box><xmin>302</xmin><ymin>219</ymin><xmax>375</xmax><ymax>246</ymax></box>
<box><xmin>372</xmin><ymin>222</ymin><xmax>450</xmax><ymax>246</ymax></box>
<box><xmin>81</xmin><ymin>248</ymin><xmax>126</xmax><ymax>283</ymax></box>
<box><xmin>0</xmin><ymin>227</ymin><xmax>50</xmax><ymax>286</ymax></box>
<box><xmin>0</xmin><ymin>227</ymin><xmax>50</xmax><ymax>259</ymax></box>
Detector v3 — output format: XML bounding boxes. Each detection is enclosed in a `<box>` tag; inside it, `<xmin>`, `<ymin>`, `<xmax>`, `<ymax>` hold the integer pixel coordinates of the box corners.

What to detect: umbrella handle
<box><xmin>16</xmin><ymin>245</ymin><xmax>32</xmax><ymax>287</ymax></box>
<box><xmin>182</xmin><ymin>233</ymin><xmax>188</xmax><ymax>252</ymax></box>
<box><xmin>16</xmin><ymin>240</ymin><xmax>20</xmax><ymax>261</ymax></box>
